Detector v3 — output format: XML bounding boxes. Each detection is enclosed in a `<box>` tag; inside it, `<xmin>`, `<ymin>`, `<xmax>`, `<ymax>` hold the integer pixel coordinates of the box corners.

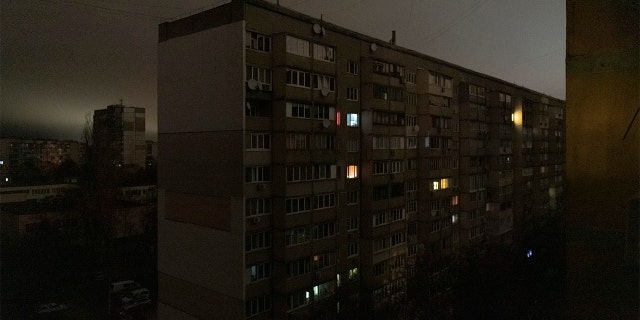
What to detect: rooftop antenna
<box><xmin>119</xmin><ymin>98</ymin><xmax>124</xmax><ymax>106</ymax></box>
<box><xmin>390</xmin><ymin>30</ymin><xmax>396</xmax><ymax>44</ymax></box>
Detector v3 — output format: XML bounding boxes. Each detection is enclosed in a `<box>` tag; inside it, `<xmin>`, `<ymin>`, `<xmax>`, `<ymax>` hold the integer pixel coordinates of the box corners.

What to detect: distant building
<box><xmin>0</xmin><ymin>137</ymin><xmax>83</xmax><ymax>186</ymax></box>
<box><xmin>93</xmin><ymin>104</ymin><xmax>146</xmax><ymax>169</ymax></box>
<box><xmin>157</xmin><ymin>1</ymin><xmax>565</xmax><ymax>319</ymax></box>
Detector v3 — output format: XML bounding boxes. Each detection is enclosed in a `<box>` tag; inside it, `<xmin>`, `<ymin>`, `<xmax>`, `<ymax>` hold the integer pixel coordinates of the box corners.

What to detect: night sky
<box><xmin>1</xmin><ymin>0</ymin><xmax>565</xmax><ymax>141</ymax></box>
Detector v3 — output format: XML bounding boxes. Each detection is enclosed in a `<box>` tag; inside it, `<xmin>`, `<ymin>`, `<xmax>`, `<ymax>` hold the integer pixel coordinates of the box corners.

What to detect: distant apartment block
<box><xmin>93</xmin><ymin>104</ymin><xmax>146</xmax><ymax>169</ymax></box>
<box><xmin>157</xmin><ymin>1</ymin><xmax>565</xmax><ymax>319</ymax></box>
<box><xmin>0</xmin><ymin>137</ymin><xmax>83</xmax><ymax>186</ymax></box>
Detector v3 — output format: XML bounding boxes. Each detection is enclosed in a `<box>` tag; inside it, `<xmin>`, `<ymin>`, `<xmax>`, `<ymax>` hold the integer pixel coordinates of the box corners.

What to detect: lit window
<box><xmin>440</xmin><ymin>178</ymin><xmax>449</xmax><ymax>189</ymax></box>
<box><xmin>346</xmin><ymin>113</ymin><xmax>359</xmax><ymax>127</ymax></box>
<box><xmin>451</xmin><ymin>195</ymin><xmax>459</xmax><ymax>206</ymax></box>
<box><xmin>452</xmin><ymin>214</ymin><xmax>458</xmax><ymax>224</ymax></box>
<box><xmin>346</xmin><ymin>165</ymin><xmax>358</xmax><ymax>179</ymax></box>
<box><xmin>432</xmin><ymin>181</ymin><xmax>439</xmax><ymax>190</ymax></box>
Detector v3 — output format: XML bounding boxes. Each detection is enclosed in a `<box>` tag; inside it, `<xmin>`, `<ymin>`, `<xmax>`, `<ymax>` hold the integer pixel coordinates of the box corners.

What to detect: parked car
<box><xmin>35</xmin><ymin>302</ymin><xmax>68</xmax><ymax>314</ymax></box>
<box><xmin>121</xmin><ymin>297</ymin><xmax>151</xmax><ymax>311</ymax></box>
<box><xmin>121</xmin><ymin>288</ymin><xmax>150</xmax><ymax>304</ymax></box>
<box><xmin>110</xmin><ymin>280</ymin><xmax>140</xmax><ymax>293</ymax></box>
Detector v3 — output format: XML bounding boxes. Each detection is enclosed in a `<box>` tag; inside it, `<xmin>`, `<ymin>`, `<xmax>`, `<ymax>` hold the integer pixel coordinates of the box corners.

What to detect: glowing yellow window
<box><xmin>347</xmin><ymin>165</ymin><xmax>358</xmax><ymax>179</ymax></box>
<box><xmin>440</xmin><ymin>178</ymin><xmax>450</xmax><ymax>189</ymax></box>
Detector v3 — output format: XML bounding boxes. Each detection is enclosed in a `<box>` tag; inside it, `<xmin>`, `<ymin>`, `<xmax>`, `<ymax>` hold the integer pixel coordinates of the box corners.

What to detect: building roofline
<box><xmin>161</xmin><ymin>0</ymin><xmax>564</xmax><ymax>103</ymax></box>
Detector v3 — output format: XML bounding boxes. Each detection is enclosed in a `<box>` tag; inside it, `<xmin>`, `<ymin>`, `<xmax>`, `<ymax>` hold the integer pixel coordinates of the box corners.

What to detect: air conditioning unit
<box><xmin>390</xmin><ymin>150</ymin><xmax>396</xmax><ymax>156</ymax></box>
<box><xmin>347</xmin><ymin>233</ymin><xmax>354</xmax><ymax>239</ymax></box>
<box><xmin>251</xmin><ymin>217</ymin><xmax>261</xmax><ymax>224</ymax></box>
<box><xmin>390</xmin><ymin>173</ymin><xmax>396</xmax><ymax>180</ymax></box>
<box><xmin>256</xmin><ymin>184</ymin><xmax>266</xmax><ymax>191</ymax></box>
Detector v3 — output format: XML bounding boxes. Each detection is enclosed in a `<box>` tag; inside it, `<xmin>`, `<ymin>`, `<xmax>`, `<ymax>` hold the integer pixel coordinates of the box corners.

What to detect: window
<box><xmin>389</xmin><ymin>136</ymin><xmax>405</xmax><ymax>149</ymax></box>
<box><xmin>286</xmin><ymin>35</ymin><xmax>310</xmax><ymax>57</ymax></box>
<box><xmin>347</xmin><ymin>60</ymin><xmax>359</xmax><ymax>75</ymax></box>
<box><xmin>288</xmin><ymin>289</ymin><xmax>311</xmax><ymax>311</ymax></box>
<box><xmin>390</xmin><ymin>160</ymin><xmax>404</xmax><ymax>173</ymax></box>
<box><xmin>406</xmin><ymin>180</ymin><xmax>418</xmax><ymax>197</ymax></box>
<box><xmin>286</xmin><ymin>69</ymin><xmax>312</xmax><ymax>88</ymax></box>
<box><xmin>406</xmin><ymin>93</ymin><xmax>418</xmax><ymax>106</ymax></box>
<box><xmin>346</xmin><ymin>113</ymin><xmax>359</xmax><ymax>127</ymax></box>
<box><xmin>347</xmin><ymin>242</ymin><xmax>359</xmax><ymax>257</ymax></box>
<box><xmin>248</xmin><ymin>261</ymin><xmax>271</xmax><ymax>282</ymax></box>
<box><xmin>347</xmin><ymin>87</ymin><xmax>359</xmax><ymax>101</ymax></box>
<box><xmin>313</xmin><ymin>193</ymin><xmax>336</xmax><ymax>210</ymax></box>
<box><xmin>451</xmin><ymin>195</ymin><xmax>459</xmax><ymax>206</ymax></box>
<box><xmin>346</xmin><ymin>139</ymin><xmax>359</xmax><ymax>152</ymax></box>
<box><xmin>287</xmin><ymin>102</ymin><xmax>311</xmax><ymax>118</ymax></box>
<box><xmin>346</xmin><ymin>165</ymin><xmax>358</xmax><ymax>179</ymax></box>
<box><xmin>373</xmin><ymin>60</ymin><xmax>405</xmax><ymax>77</ymax></box>
<box><xmin>428</xmin><ymin>72</ymin><xmax>452</xmax><ymax>88</ymax></box>
<box><xmin>440</xmin><ymin>178</ymin><xmax>450</xmax><ymax>189</ymax></box>
<box><xmin>404</xmin><ymin>72</ymin><xmax>416</xmax><ymax>84</ymax></box>
<box><xmin>313</xmin><ymin>281</ymin><xmax>336</xmax><ymax>301</ymax></box>
<box><xmin>312</xmin><ymin>164</ymin><xmax>336</xmax><ymax>180</ymax></box>
<box><xmin>286</xmin><ymin>227</ymin><xmax>310</xmax><ymax>246</ymax></box>
<box><xmin>373</xmin><ymin>161</ymin><xmax>389</xmax><ymax>175</ymax></box>
<box><xmin>373</xmin><ymin>185</ymin><xmax>389</xmax><ymax>201</ymax></box>
<box><xmin>246</xmin><ymin>166</ymin><xmax>271</xmax><ymax>183</ymax></box>
<box><xmin>469</xmin><ymin>84</ymin><xmax>486</xmax><ymax>99</ymax></box>
<box><xmin>373</xmin><ymin>84</ymin><xmax>388</xmax><ymax>100</ymax></box>
<box><xmin>313</xmin><ymin>252</ymin><xmax>335</xmax><ymax>270</ymax></box>
<box><xmin>373</xmin><ymin>262</ymin><xmax>385</xmax><ymax>276</ymax></box>
<box><xmin>287</xmin><ymin>258</ymin><xmax>311</xmax><ymax>278</ymax></box>
<box><xmin>346</xmin><ymin>191</ymin><xmax>359</xmax><ymax>205</ymax></box>
<box><xmin>313</xmin><ymin>74</ymin><xmax>336</xmax><ymax>91</ymax></box>
<box><xmin>286</xmin><ymin>165</ymin><xmax>311</xmax><ymax>182</ymax></box>
<box><xmin>408</xmin><ymin>244</ymin><xmax>417</xmax><ymax>256</ymax></box>
<box><xmin>347</xmin><ymin>216</ymin><xmax>359</xmax><ymax>230</ymax></box>
<box><xmin>286</xmin><ymin>133</ymin><xmax>308</xmax><ymax>150</ymax></box>
<box><xmin>246</xmin><ymin>133</ymin><xmax>271</xmax><ymax>150</ymax></box>
<box><xmin>312</xmin><ymin>221</ymin><xmax>336</xmax><ymax>239</ymax></box>
<box><xmin>246</xmin><ymin>295</ymin><xmax>271</xmax><ymax>317</ymax></box>
<box><xmin>246</xmin><ymin>198</ymin><xmax>271</xmax><ymax>217</ymax></box>
<box><xmin>390</xmin><ymin>232</ymin><xmax>406</xmax><ymax>246</ymax></box>
<box><xmin>246</xmin><ymin>99</ymin><xmax>271</xmax><ymax>117</ymax></box>
<box><xmin>407</xmin><ymin>137</ymin><xmax>417</xmax><ymax>149</ymax></box>
<box><xmin>373</xmin><ymin>136</ymin><xmax>389</xmax><ymax>149</ymax></box>
<box><xmin>406</xmin><ymin>201</ymin><xmax>417</xmax><ymax>213</ymax></box>
<box><xmin>313</xmin><ymin>134</ymin><xmax>336</xmax><ymax>150</ymax></box>
<box><xmin>285</xmin><ymin>196</ymin><xmax>311</xmax><ymax>214</ymax></box>
<box><xmin>313</xmin><ymin>43</ymin><xmax>335</xmax><ymax>62</ymax></box>
<box><xmin>348</xmin><ymin>267</ymin><xmax>359</xmax><ymax>280</ymax></box>
<box><xmin>246</xmin><ymin>65</ymin><xmax>272</xmax><ymax>91</ymax></box>
<box><xmin>246</xmin><ymin>230</ymin><xmax>271</xmax><ymax>252</ymax></box>
<box><xmin>246</xmin><ymin>31</ymin><xmax>271</xmax><ymax>52</ymax></box>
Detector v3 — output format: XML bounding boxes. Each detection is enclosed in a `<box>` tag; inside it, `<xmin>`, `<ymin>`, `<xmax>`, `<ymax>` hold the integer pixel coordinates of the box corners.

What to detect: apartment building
<box><xmin>0</xmin><ymin>137</ymin><xmax>83</xmax><ymax>186</ymax></box>
<box><xmin>93</xmin><ymin>104</ymin><xmax>146</xmax><ymax>169</ymax></box>
<box><xmin>157</xmin><ymin>1</ymin><xmax>565</xmax><ymax>319</ymax></box>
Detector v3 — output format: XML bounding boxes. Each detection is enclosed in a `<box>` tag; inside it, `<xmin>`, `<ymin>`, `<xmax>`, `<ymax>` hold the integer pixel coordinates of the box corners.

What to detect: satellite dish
<box><xmin>322</xmin><ymin>119</ymin><xmax>330</xmax><ymax>128</ymax></box>
<box><xmin>321</xmin><ymin>26</ymin><xmax>326</xmax><ymax>36</ymax></box>
<box><xmin>246</xmin><ymin>102</ymin><xmax>251</xmax><ymax>109</ymax></box>
<box><xmin>247</xmin><ymin>78</ymin><xmax>258</xmax><ymax>90</ymax></box>
<box><xmin>370</xmin><ymin>43</ymin><xmax>377</xmax><ymax>52</ymax></box>
<box><xmin>414</xmin><ymin>125</ymin><xmax>420</xmax><ymax>132</ymax></box>
<box><xmin>320</xmin><ymin>87</ymin><xmax>330</xmax><ymax>96</ymax></box>
<box><xmin>313</xmin><ymin>24</ymin><xmax>322</xmax><ymax>34</ymax></box>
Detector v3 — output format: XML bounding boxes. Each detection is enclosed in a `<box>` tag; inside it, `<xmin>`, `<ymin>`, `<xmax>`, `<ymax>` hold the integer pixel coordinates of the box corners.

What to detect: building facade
<box><xmin>0</xmin><ymin>137</ymin><xmax>83</xmax><ymax>186</ymax></box>
<box><xmin>157</xmin><ymin>1</ymin><xmax>565</xmax><ymax>319</ymax></box>
<box><xmin>93</xmin><ymin>104</ymin><xmax>147</xmax><ymax>169</ymax></box>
